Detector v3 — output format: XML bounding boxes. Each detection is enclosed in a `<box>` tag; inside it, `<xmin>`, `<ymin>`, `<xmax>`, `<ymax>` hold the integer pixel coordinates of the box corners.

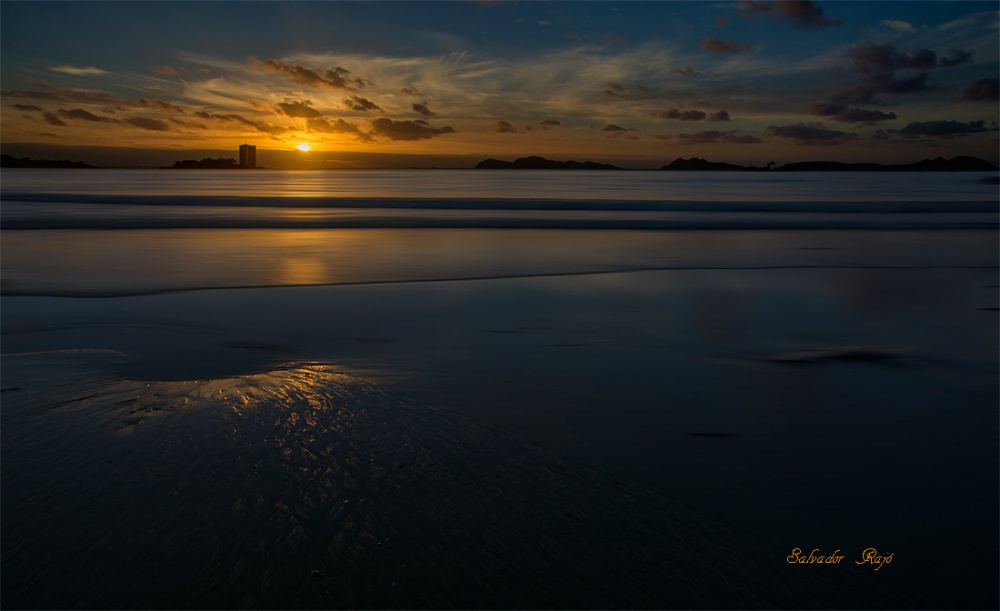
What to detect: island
<box><xmin>475</xmin><ymin>156</ymin><xmax>622</xmax><ymax>170</ymax></box>
<box><xmin>662</xmin><ymin>156</ymin><xmax>998</xmax><ymax>172</ymax></box>
<box><xmin>0</xmin><ymin>154</ymin><xmax>94</xmax><ymax>169</ymax></box>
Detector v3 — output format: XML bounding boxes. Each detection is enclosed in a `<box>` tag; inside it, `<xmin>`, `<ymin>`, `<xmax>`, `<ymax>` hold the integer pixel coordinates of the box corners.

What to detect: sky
<box><xmin>1</xmin><ymin>0</ymin><xmax>998</xmax><ymax>168</ymax></box>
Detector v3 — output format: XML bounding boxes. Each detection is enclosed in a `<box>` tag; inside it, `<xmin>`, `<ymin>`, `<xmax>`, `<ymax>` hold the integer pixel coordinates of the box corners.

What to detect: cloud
<box><xmin>369</xmin><ymin>118</ymin><xmax>455</xmax><ymax>141</ymax></box>
<box><xmin>880</xmin><ymin>19</ymin><xmax>915</xmax><ymax>33</ymax></box>
<box><xmin>126</xmin><ymin>117</ymin><xmax>171</xmax><ymax>131</ymax></box>
<box><xmin>871</xmin><ymin>129</ymin><xmax>890</xmax><ymax>141</ymax></box>
<box><xmin>276</xmin><ymin>101</ymin><xmax>322</xmax><ymax>119</ymax></box>
<box><xmin>607</xmin><ymin>82</ymin><xmax>626</xmax><ymax>92</ymax></box>
<box><xmin>833</xmin><ymin>42</ymin><xmax>971</xmax><ymax>104</ymax></box>
<box><xmin>765</xmin><ymin>122</ymin><xmax>859</xmax><ymax>145</ymax></box>
<box><xmin>701</xmin><ymin>37</ymin><xmax>753</xmax><ymax>55</ymax></box>
<box><xmin>737</xmin><ymin>0</ymin><xmax>841</xmax><ymax>29</ymax></box>
<box><xmin>412</xmin><ymin>102</ymin><xmax>435</xmax><ymax>116</ymax></box>
<box><xmin>652</xmin><ymin>109</ymin><xmax>707</xmax><ymax>121</ymax></box>
<box><xmin>14</xmin><ymin>104</ymin><xmax>42</xmax><ymax>112</ymax></box>
<box><xmin>540</xmin><ymin>119</ymin><xmax>561</xmax><ymax>129</ymax></box>
<box><xmin>651</xmin><ymin>109</ymin><xmax>731</xmax><ymax>122</ymax></box>
<box><xmin>2</xmin><ymin>80</ymin><xmax>119</xmax><ymax>105</ymax></box>
<box><xmin>57</xmin><ymin>108</ymin><xmax>115</xmax><ymax>122</ymax></box>
<box><xmin>899</xmin><ymin>120</ymin><xmax>994</xmax><ymax>139</ymax></box>
<box><xmin>139</xmin><ymin>98</ymin><xmax>188</xmax><ymax>113</ymax></box>
<box><xmin>492</xmin><ymin>120</ymin><xmax>518</xmax><ymax>133</ymax></box>
<box><xmin>49</xmin><ymin>65</ymin><xmax>109</xmax><ymax>76</ymax></box>
<box><xmin>673</xmin><ymin>66</ymin><xmax>703</xmax><ymax>78</ymax></box>
<box><xmin>249</xmin><ymin>58</ymin><xmax>361</xmax><ymax>90</ymax></box>
<box><xmin>343</xmin><ymin>96</ymin><xmax>383</xmax><ymax>113</ymax></box>
<box><xmin>962</xmin><ymin>78</ymin><xmax>999</xmax><ymax>102</ymax></box>
<box><xmin>604</xmin><ymin>32</ymin><xmax>630</xmax><ymax>46</ymax></box>
<box><xmin>601</xmin><ymin>124</ymin><xmax>627</xmax><ymax>132</ymax></box>
<box><xmin>806</xmin><ymin>103</ymin><xmax>897</xmax><ymax>123</ymax></box>
<box><xmin>149</xmin><ymin>65</ymin><xmax>179</xmax><ymax>75</ymax></box>
<box><xmin>399</xmin><ymin>87</ymin><xmax>421</xmax><ymax>96</ymax></box>
<box><xmin>656</xmin><ymin>130</ymin><xmax>761</xmax><ymax>145</ymax></box>
<box><xmin>195</xmin><ymin>111</ymin><xmax>286</xmax><ymax>137</ymax></box>
<box><xmin>305</xmin><ymin>117</ymin><xmax>369</xmax><ymax>139</ymax></box>
<box><xmin>847</xmin><ymin>42</ymin><xmax>971</xmax><ymax>72</ymax></box>
<box><xmin>42</xmin><ymin>112</ymin><xmax>67</xmax><ymax>127</ymax></box>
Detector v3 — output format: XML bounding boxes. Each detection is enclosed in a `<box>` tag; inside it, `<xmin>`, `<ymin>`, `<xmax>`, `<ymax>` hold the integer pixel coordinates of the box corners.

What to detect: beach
<box><xmin>2</xmin><ymin>170</ymin><xmax>998</xmax><ymax>608</ymax></box>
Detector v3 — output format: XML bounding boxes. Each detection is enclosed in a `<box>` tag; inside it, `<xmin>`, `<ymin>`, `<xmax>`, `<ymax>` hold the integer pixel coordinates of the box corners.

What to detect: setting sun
<box><xmin>296</xmin><ymin>143</ymin><xmax>311</xmax><ymax>152</ymax></box>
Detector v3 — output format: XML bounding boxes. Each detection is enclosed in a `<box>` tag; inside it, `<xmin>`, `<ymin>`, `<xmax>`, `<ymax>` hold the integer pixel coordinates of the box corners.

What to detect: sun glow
<box><xmin>297</xmin><ymin>143</ymin><xmax>311</xmax><ymax>152</ymax></box>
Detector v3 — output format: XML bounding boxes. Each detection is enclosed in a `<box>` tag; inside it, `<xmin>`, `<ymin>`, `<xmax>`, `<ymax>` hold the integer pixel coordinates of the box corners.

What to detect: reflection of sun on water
<box><xmin>282</xmin><ymin>257</ymin><xmax>326</xmax><ymax>285</ymax></box>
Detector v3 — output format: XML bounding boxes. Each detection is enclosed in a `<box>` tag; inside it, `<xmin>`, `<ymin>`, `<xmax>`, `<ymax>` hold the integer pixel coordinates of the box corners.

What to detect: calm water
<box><xmin>2</xmin><ymin>169</ymin><xmax>998</xmax><ymax>608</ymax></box>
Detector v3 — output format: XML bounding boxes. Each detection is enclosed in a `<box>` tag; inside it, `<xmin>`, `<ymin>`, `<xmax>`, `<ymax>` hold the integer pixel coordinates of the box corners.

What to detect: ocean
<box><xmin>1</xmin><ymin>169</ymin><xmax>998</xmax><ymax>608</ymax></box>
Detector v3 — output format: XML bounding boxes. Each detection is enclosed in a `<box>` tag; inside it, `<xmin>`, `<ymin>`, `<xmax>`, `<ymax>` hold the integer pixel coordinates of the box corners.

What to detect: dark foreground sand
<box><xmin>2</xmin><ymin>351</ymin><xmax>922</xmax><ymax>609</ymax></box>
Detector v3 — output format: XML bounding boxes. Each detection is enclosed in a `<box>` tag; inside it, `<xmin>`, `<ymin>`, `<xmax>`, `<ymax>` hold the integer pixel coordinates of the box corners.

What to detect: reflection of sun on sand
<box><xmin>1</xmin><ymin>357</ymin><xmax>920</xmax><ymax>609</ymax></box>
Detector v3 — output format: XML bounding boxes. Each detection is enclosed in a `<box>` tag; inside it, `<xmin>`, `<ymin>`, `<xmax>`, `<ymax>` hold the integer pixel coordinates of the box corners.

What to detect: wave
<box><xmin>4</xmin><ymin>192</ymin><xmax>998</xmax><ymax>212</ymax></box>
<box><xmin>4</xmin><ymin>193</ymin><xmax>997</xmax><ymax>232</ymax></box>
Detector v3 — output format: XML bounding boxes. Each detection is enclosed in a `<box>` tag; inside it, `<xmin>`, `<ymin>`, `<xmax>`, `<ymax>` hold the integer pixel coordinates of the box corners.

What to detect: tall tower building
<box><xmin>239</xmin><ymin>144</ymin><xmax>256</xmax><ymax>168</ymax></box>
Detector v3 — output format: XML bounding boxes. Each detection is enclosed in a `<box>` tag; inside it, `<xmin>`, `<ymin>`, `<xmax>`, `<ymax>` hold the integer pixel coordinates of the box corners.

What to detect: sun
<box><xmin>297</xmin><ymin>143</ymin><xmax>311</xmax><ymax>152</ymax></box>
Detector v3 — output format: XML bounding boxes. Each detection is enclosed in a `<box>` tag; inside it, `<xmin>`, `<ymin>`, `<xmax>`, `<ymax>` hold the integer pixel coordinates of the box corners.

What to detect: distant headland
<box><xmin>0</xmin><ymin>154</ymin><xmax>95</xmax><ymax>169</ymax></box>
<box><xmin>472</xmin><ymin>155</ymin><xmax>997</xmax><ymax>171</ymax></box>
<box><xmin>661</xmin><ymin>156</ymin><xmax>998</xmax><ymax>172</ymax></box>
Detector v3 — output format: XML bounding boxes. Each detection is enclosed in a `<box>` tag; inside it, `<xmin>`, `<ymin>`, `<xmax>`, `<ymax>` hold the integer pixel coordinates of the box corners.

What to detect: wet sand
<box><xmin>2</xmin><ymin>353</ymin><xmax>923</xmax><ymax>609</ymax></box>
<box><xmin>2</xmin><ymin>263</ymin><xmax>997</xmax><ymax>608</ymax></box>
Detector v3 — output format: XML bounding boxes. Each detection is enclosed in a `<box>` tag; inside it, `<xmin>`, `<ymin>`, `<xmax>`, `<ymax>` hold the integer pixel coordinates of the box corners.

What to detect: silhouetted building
<box><xmin>239</xmin><ymin>144</ymin><xmax>256</xmax><ymax>169</ymax></box>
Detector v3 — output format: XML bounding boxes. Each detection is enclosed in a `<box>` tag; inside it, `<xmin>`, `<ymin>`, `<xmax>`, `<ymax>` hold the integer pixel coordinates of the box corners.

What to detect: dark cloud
<box><xmin>540</xmin><ymin>119</ymin><xmax>561</xmax><ymax>130</ymax></box>
<box><xmin>807</xmin><ymin>103</ymin><xmax>896</xmax><ymax>123</ymax></box>
<box><xmin>2</xmin><ymin>80</ymin><xmax>119</xmax><ymax>105</ymax></box>
<box><xmin>343</xmin><ymin>96</ymin><xmax>383</xmax><ymax>113</ymax></box>
<box><xmin>765</xmin><ymin>122</ymin><xmax>859</xmax><ymax>145</ymax></box>
<box><xmin>701</xmin><ymin>37</ymin><xmax>753</xmax><ymax>54</ymax></box>
<box><xmin>399</xmin><ymin>87</ymin><xmax>421</xmax><ymax>96</ymax></box>
<box><xmin>58</xmin><ymin>108</ymin><xmax>115</xmax><ymax>122</ymax></box>
<box><xmin>369</xmin><ymin>118</ymin><xmax>455</xmax><ymax>141</ymax></box>
<box><xmin>834</xmin><ymin>42</ymin><xmax>973</xmax><ymax>104</ymax></box>
<box><xmin>149</xmin><ymin>65</ymin><xmax>178</xmax><ymax>75</ymax></box>
<box><xmin>412</xmin><ymin>102</ymin><xmax>435</xmax><ymax>116</ymax></box>
<box><xmin>847</xmin><ymin>42</ymin><xmax>971</xmax><ymax>73</ymax></box>
<box><xmin>652</xmin><ymin>109</ymin><xmax>707</xmax><ymax>121</ymax></box>
<box><xmin>126</xmin><ymin>117</ymin><xmax>171</xmax><ymax>131</ymax></box>
<box><xmin>492</xmin><ymin>120</ymin><xmax>518</xmax><ymax>133</ymax></box>
<box><xmin>674</xmin><ymin>66</ymin><xmax>703</xmax><ymax>78</ymax></box>
<box><xmin>250</xmin><ymin>58</ymin><xmax>361</xmax><ymax>90</ymax></box>
<box><xmin>707</xmin><ymin>110</ymin><xmax>731</xmax><ymax>122</ymax></box>
<box><xmin>962</xmin><ymin>78</ymin><xmax>999</xmax><ymax>102</ymax></box>
<box><xmin>224</xmin><ymin>114</ymin><xmax>287</xmax><ymax>135</ymax></box>
<box><xmin>899</xmin><ymin>120</ymin><xmax>994</xmax><ymax>139</ymax></box>
<box><xmin>656</xmin><ymin>130</ymin><xmax>761</xmax><ymax>145</ymax></box>
<box><xmin>413</xmin><ymin>119</ymin><xmax>430</xmax><ymax>126</ymax></box>
<box><xmin>738</xmin><ymin>0</ymin><xmax>841</xmax><ymax>29</ymax></box>
<box><xmin>14</xmin><ymin>104</ymin><xmax>42</xmax><ymax>112</ymax></box>
<box><xmin>306</xmin><ymin>117</ymin><xmax>370</xmax><ymax>140</ymax></box>
<box><xmin>276</xmin><ymin>101</ymin><xmax>322</xmax><ymax>119</ymax></box>
<box><xmin>42</xmin><ymin>112</ymin><xmax>67</xmax><ymax>127</ymax></box>
<box><xmin>607</xmin><ymin>82</ymin><xmax>625</xmax><ymax>92</ymax></box>
<box><xmin>604</xmin><ymin>32</ymin><xmax>630</xmax><ymax>46</ymax></box>
<box><xmin>139</xmin><ymin>98</ymin><xmax>187</xmax><ymax>114</ymax></box>
<box><xmin>871</xmin><ymin>129</ymin><xmax>890</xmax><ymax>141</ymax></box>
<box><xmin>601</xmin><ymin>124</ymin><xmax>627</xmax><ymax>132</ymax></box>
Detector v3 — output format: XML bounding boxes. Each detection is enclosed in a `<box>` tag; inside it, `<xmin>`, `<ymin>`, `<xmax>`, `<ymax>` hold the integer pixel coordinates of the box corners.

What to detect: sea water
<box><xmin>1</xmin><ymin>169</ymin><xmax>998</xmax><ymax>608</ymax></box>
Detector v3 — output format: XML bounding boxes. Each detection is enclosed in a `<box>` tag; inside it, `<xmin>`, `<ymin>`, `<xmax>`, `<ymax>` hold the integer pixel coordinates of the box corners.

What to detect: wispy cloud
<box><xmin>49</xmin><ymin>65</ymin><xmax>109</xmax><ymax>76</ymax></box>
